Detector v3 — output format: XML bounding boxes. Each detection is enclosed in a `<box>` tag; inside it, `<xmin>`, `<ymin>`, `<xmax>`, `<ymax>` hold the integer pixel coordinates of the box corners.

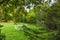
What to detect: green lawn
<box><xmin>1</xmin><ymin>22</ymin><xmax>28</xmax><ymax>40</ymax></box>
<box><xmin>0</xmin><ymin>22</ymin><xmax>38</xmax><ymax>40</ymax></box>
<box><xmin>0</xmin><ymin>22</ymin><xmax>57</xmax><ymax>40</ymax></box>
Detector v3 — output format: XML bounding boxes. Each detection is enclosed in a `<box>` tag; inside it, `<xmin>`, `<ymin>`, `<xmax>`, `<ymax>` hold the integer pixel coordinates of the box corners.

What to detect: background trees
<box><xmin>0</xmin><ymin>0</ymin><xmax>60</xmax><ymax>31</ymax></box>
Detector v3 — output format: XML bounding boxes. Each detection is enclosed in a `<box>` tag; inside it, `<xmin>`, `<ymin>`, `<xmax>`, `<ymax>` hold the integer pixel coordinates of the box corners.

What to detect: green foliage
<box><xmin>0</xmin><ymin>0</ymin><xmax>60</xmax><ymax>31</ymax></box>
<box><xmin>0</xmin><ymin>22</ymin><xmax>57</xmax><ymax>40</ymax></box>
<box><xmin>45</xmin><ymin>3</ymin><xmax>60</xmax><ymax>31</ymax></box>
<box><xmin>0</xmin><ymin>0</ymin><xmax>60</xmax><ymax>40</ymax></box>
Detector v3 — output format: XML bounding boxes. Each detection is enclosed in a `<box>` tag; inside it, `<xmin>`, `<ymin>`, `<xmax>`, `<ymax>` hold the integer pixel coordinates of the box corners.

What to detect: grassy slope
<box><xmin>1</xmin><ymin>22</ymin><xmax>28</xmax><ymax>40</ymax></box>
<box><xmin>0</xmin><ymin>22</ymin><xmax>57</xmax><ymax>40</ymax></box>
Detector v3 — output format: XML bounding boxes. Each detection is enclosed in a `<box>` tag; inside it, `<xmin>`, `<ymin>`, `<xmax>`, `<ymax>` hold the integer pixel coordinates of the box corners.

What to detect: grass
<box><xmin>1</xmin><ymin>22</ymin><xmax>28</xmax><ymax>40</ymax></box>
<box><xmin>0</xmin><ymin>22</ymin><xmax>57</xmax><ymax>40</ymax></box>
<box><xmin>0</xmin><ymin>22</ymin><xmax>38</xmax><ymax>40</ymax></box>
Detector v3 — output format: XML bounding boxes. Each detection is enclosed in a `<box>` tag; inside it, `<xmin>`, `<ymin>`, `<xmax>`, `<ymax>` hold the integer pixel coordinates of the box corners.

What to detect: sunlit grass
<box><xmin>0</xmin><ymin>22</ymin><xmax>57</xmax><ymax>40</ymax></box>
<box><xmin>1</xmin><ymin>22</ymin><xmax>28</xmax><ymax>40</ymax></box>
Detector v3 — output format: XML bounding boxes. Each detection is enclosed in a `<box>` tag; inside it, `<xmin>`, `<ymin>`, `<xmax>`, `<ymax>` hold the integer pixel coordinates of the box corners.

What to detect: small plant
<box><xmin>0</xmin><ymin>25</ymin><xmax>3</xmax><ymax>28</ymax></box>
<box><xmin>0</xmin><ymin>25</ymin><xmax>3</xmax><ymax>34</ymax></box>
<box><xmin>0</xmin><ymin>24</ymin><xmax>5</xmax><ymax>40</ymax></box>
